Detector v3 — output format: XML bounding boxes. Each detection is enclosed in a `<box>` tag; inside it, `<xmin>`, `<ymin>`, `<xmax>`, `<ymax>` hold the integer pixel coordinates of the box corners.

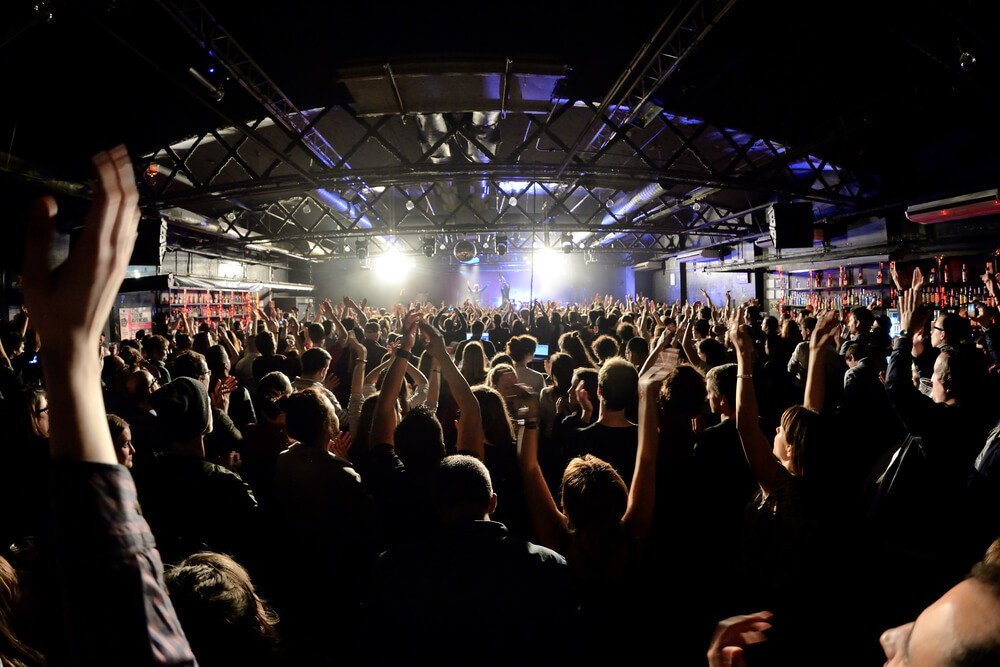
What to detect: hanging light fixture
<box><xmin>496</xmin><ymin>233</ymin><xmax>508</xmax><ymax>256</ymax></box>
<box><xmin>560</xmin><ymin>232</ymin><xmax>574</xmax><ymax>254</ymax></box>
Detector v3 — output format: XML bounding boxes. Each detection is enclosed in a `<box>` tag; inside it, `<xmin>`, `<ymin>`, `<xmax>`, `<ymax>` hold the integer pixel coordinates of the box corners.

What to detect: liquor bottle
<box><xmin>877</xmin><ymin>262</ymin><xmax>884</xmax><ymax>285</ymax></box>
<box><xmin>929</xmin><ymin>267</ymin><xmax>936</xmax><ymax>285</ymax></box>
<box><xmin>827</xmin><ymin>273</ymin><xmax>834</xmax><ymax>288</ymax></box>
<box><xmin>961</xmin><ymin>263</ymin><xmax>968</xmax><ymax>283</ymax></box>
<box><xmin>943</xmin><ymin>264</ymin><xmax>950</xmax><ymax>284</ymax></box>
<box><xmin>857</xmin><ymin>268</ymin><xmax>866</xmax><ymax>285</ymax></box>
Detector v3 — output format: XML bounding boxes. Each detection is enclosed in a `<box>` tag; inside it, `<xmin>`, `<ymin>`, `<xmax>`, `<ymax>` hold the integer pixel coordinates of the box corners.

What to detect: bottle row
<box><xmin>158</xmin><ymin>289</ymin><xmax>261</xmax><ymax>320</ymax></box>
<box><xmin>159</xmin><ymin>289</ymin><xmax>256</xmax><ymax>306</ymax></box>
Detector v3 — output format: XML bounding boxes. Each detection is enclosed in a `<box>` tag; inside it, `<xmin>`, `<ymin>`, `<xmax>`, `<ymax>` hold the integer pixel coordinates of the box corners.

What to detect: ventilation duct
<box><xmin>904</xmin><ymin>189</ymin><xmax>1000</xmax><ymax>224</ymax></box>
<box><xmin>600</xmin><ymin>181</ymin><xmax>667</xmax><ymax>226</ymax></box>
<box><xmin>415</xmin><ymin>113</ymin><xmax>453</xmax><ymax>164</ymax></box>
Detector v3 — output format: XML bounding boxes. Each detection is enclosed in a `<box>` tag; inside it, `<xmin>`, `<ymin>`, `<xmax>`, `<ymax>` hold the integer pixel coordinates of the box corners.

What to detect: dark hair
<box><xmin>780</xmin><ymin>405</ymin><xmax>822</xmax><ymax>476</ymax></box>
<box><xmin>164</xmin><ymin>551</ymin><xmax>280</xmax><ymax>667</ymax></box>
<box><xmin>560</xmin><ymin>455</ymin><xmax>627</xmax><ymax>531</ymax></box>
<box><xmin>394</xmin><ymin>405</ymin><xmax>445</xmax><ymax>472</ymax></box>
<box><xmin>705</xmin><ymin>363</ymin><xmax>737</xmax><ymax>408</ymax></box>
<box><xmin>255</xmin><ymin>331</ymin><xmax>276</xmax><ymax>356</ymax></box>
<box><xmin>0</xmin><ymin>554</ymin><xmax>46</xmax><ymax>667</ymax></box>
<box><xmin>281</xmin><ymin>389</ymin><xmax>337</xmax><ymax>445</ymax></box>
<box><xmin>460</xmin><ymin>341</ymin><xmax>489</xmax><ymax>386</ymax></box>
<box><xmin>625</xmin><ymin>336</ymin><xmax>649</xmax><ymax>361</ymax></box>
<box><xmin>696</xmin><ymin>337</ymin><xmax>727</xmax><ymax>369</ymax></box>
<box><xmin>658</xmin><ymin>364</ymin><xmax>707</xmax><ymax>419</ymax></box>
<box><xmin>506</xmin><ymin>335</ymin><xmax>538</xmax><ymax>362</ymax></box>
<box><xmin>572</xmin><ymin>367</ymin><xmax>599</xmax><ymax>403</ymax></box>
<box><xmin>307</xmin><ymin>322</ymin><xmax>326</xmax><ymax>346</ymax></box>
<box><xmin>431</xmin><ymin>455</ymin><xmax>494</xmax><ymax>522</ymax></box>
<box><xmin>142</xmin><ymin>334</ymin><xmax>170</xmax><ymax>356</ymax></box>
<box><xmin>256</xmin><ymin>371</ymin><xmax>293</xmax><ymax>420</ymax></box>
<box><xmin>106</xmin><ymin>413</ymin><xmax>129</xmax><ymax>441</ymax></box>
<box><xmin>204</xmin><ymin>345</ymin><xmax>230</xmax><ymax>377</ymax></box>
<box><xmin>693</xmin><ymin>319</ymin><xmax>711</xmax><ymax>339</ymax></box>
<box><xmin>472</xmin><ymin>385</ymin><xmax>515</xmax><ymax>447</ymax></box>
<box><xmin>597</xmin><ymin>358</ymin><xmax>638</xmax><ymax>411</ymax></box>
<box><xmin>548</xmin><ymin>352</ymin><xmax>576</xmax><ymax>390</ymax></box>
<box><xmin>591</xmin><ymin>335</ymin><xmax>620</xmax><ymax>364</ymax></box>
<box><xmin>300</xmin><ymin>347</ymin><xmax>332</xmax><ymax>376</ymax></box>
<box><xmin>559</xmin><ymin>331</ymin><xmax>596</xmax><ymax>368</ymax></box>
<box><xmin>171</xmin><ymin>349</ymin><xmax>210</xmax><ymax>381</ymax></box>
<box><xmin>940</xmin><ymin>312</ymin><xmax>973</xmax><ymax>347</ymax></box>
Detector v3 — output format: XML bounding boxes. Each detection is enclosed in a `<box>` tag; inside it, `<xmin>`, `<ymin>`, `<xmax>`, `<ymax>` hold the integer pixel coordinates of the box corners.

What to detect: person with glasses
<box><xmin>865</xmin><ymin>267</ymin><xmax>995</xmax><ymax>634</ymax></box>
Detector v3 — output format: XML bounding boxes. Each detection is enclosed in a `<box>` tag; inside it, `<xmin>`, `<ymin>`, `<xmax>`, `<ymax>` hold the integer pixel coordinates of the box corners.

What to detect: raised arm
<box><xmin>624</xmin><ymin>346</ymin><xmax>680</xmax><ymax>550</ymax></box>
<box><xmin>418</xmin><ymin>319</ymin><xmax>484</xmax><ymax>459</ymax></box>
<box><xmin>516</xmin><ymin>389</ymin><xmax>567</xmax><ymax>551</ymax></box>
<box><xmin>369</xmin><ymin>313</ymin><xmax>420</xmax><ymax>446</ymax></box>
<box><xmin>729</xmin><ymin>308</ymin><xmax>781</xmax><ymax>495</ymax></box>
<box><xmin>216</xmin><ymin>320</ymin><xmax>241</xmax><ymax>364</ymax></box>
<box><xmin>22</xmin><ymin>146</ymin><xmax>194</xmax><ymax>662</ymax></box>
<box><xmin>345</xmin><ymin>331</ymin><xmax>369</xmax><ymax>436</ymax></box>
<box><xmin>344</xmin><ymin>295</ymin><xmax>368</xmax><ymax>328</ymax></box>
<box><xmin>803</xmin><ymin>312</ymin><xmax>839</xmax><ymax>414</ymax></box>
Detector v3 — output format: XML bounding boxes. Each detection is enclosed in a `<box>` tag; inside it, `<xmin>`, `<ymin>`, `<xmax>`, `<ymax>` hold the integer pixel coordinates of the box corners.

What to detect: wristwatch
<box><xmin>898</xmin><ymin>329</ymin><xmax>911</xmax><ymax>338</ymax></box>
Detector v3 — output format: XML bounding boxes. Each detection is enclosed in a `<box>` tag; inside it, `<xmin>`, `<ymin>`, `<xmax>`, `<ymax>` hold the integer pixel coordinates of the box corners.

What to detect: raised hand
<box><xmin>328</xmin><ymin>430</ymin><xmax>352</xmax><ymax>458</ymax></box>
<box><xmin>399</xmin><ymin>312</ymin><xmax>421</xmax><ymax>352</ymax></box>
<box><xmin>809</xmin><ymin>311</ymin><xmax>839</xmax><ymax>352</ymax></box>
<box><xmin>346</xmin><ymin>330</ymin><xmax>366</xmax><ymax>356</ymax></box>
<box><xmin>728</xmin><ymin>308</ymin><xmax>754</xmax><ymax>361</ymax></box>
<box><xmin>23</xmin><ymin>146</ymin><xmax>139</xmax><ymax>353</ymax></box>
<box><xmin>899</xmin><ymin>268</ymin><xmax>928</xmax><ymax>333</ymax></box>
<box><xmin>22</xmin><ymin>146</ymin><xmax>141</xmax><ymax>464</ymax></box>
<box><xmin>323</xmin><ymin>372</ymin><xmax>341</xmax><ymax>393</ymax></box>
<box><xmin>707</xmin><ymin>611</ymin><xmax>773</xmax><ymax>667</ymax></box>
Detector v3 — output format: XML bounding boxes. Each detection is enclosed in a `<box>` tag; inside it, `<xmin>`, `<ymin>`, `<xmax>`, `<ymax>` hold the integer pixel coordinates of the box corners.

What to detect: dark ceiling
<box><xmin>2</xmin><ymin>0</ymin><xmax>999</xmax><ymax>265</ymax></box>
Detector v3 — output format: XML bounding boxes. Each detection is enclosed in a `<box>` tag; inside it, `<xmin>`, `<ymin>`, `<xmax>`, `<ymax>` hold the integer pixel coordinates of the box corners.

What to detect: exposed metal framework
<box><xmin>133</xmin><ymin>0</ymin><xmax>871</xmax><ymax>264</ymax></box>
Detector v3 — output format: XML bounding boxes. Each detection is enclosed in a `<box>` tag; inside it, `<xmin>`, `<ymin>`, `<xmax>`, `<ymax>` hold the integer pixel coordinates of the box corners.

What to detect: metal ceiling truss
<box><xmin>557</xmin><ymin>0</ymin><xmax>741</xmax><ymax>173</ymax></box>
<box><xmin>141</xmin><ymin>0</ymin><xmax>869</xmax><ymax>261</ymax></box>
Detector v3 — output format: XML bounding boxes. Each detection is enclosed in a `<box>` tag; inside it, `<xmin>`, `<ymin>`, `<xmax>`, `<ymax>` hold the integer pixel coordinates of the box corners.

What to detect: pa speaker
<box><xmin>129</xmin><ymin>218</ymin><xmax>167</xmax><ymax>266</ymax></box>
<box><xmin>766</xmin><ymin>202</ymin><xmax>814</xmax><ymax>249</ymax></box>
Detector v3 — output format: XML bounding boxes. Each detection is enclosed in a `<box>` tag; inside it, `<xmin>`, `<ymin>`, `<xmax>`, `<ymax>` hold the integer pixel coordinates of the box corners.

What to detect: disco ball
<box><xmin>453</xmin><ymin>239</ymin><xmax>478</xmax><ymax>262</ymax></box>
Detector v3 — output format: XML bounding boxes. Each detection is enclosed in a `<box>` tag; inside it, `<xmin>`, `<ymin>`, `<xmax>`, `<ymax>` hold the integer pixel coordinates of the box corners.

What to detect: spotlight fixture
<box><xmin>421</xmin><ymin>236</ymin><xmax>436</xmax><ymax>258</ymax></box>
<box><xmin>560</xmin><ymin>232</ymin><xmax>574</xmax><ymax>254</ymax></box>
<box><xmin>356</xmin><ymin>239</ymin><xmax>369</xmax><ymax>260</ymax></box>
<box><xmin>508</xmin><ymin>196</ymin><xmax>518</xmax><ymax>207</ymax></box>
<box><xmin>496</xmin><ymin>233</ymin><xmax>508</xmax><ymax>256</ymax></box>
<box><xmin>405</xmin><ymin>199</ymin><xmax>415</xmax><ymax>211</ymax></box>
<box><xmin>960</xmin><ymin>50</ymin><xmax>977</xmax><ymax>72</ymax></box>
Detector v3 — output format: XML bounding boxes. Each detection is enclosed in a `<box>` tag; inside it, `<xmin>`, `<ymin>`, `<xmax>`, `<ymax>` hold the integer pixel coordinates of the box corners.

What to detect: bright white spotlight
<box><xmin>373</xmin><ymin>249</ymin><xmax>413</xmax><ymax>282</ymax></box>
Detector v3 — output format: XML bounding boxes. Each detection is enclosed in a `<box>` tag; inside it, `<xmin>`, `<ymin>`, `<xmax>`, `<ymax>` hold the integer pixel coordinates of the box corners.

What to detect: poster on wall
<box><xmin>118</xmin><ymin>306</ymin><xmax>152</xmax><ymax>341</ymax></box>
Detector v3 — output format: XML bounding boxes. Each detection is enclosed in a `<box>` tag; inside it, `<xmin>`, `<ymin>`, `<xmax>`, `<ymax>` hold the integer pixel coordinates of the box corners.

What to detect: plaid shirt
<box><xmin>50</xmin><ymin>460</ymin><xmax>196</xmax><ymax>666</ymax></box>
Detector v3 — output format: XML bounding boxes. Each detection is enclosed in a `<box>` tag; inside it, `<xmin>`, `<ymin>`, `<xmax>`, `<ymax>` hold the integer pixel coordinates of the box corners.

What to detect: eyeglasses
<box><xmin>36</xmin><ymin>406</ymin><xmax>49</xmax><ymax>415</ymax></box>
<box><xmin>932</xmin><ymin>325</ymin><xmax>945</xmax><ymax>332</ymax></box>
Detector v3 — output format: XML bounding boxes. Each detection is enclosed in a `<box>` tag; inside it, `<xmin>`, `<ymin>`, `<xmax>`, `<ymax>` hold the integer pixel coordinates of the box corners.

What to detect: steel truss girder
<box><xmin>140</xmin><ymin>101</ymin><xmax>867</xmax><ymax>261</ymax></box>
<box><xmin>558</xmin><ymin>0</ymin><xmax>740</xmax><ymax>172</ymax></box>
<box><xmin>154</xmin><ymin>0</ymin><xmax>343</xmax><ymax>171</ymax></box>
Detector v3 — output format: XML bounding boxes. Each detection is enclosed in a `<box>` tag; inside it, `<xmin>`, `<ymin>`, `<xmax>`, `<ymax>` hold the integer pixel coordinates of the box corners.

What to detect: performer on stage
<box><xmin>467</xmin><ymin>281</ymin><xmax>488</xmax><ymax>305</ymax></box>
<box><xmin>499</xmin><ymin>274</ymin><xmax>511</xmax><ymax>304</ymax></box>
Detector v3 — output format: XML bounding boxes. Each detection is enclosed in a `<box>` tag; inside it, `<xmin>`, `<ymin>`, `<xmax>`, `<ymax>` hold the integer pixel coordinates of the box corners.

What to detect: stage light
<box><xmin>356</xmin><ymin>239</ymin><xmax>369</xmax><ymax>260</ymax></box>
<box><xmin>496</xmin><ymin>233</ymin><xmax>508</xmax><ymax>256</ymax></box>
<box><xmin>422</xmin><ymin>236</ymin><xmax>436</xmax><ymax>257</ymax></box>
<box><xmin>561</xmin><ymin>232</ymin><xmax>574</xmax><ymax>254</ymax></box>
